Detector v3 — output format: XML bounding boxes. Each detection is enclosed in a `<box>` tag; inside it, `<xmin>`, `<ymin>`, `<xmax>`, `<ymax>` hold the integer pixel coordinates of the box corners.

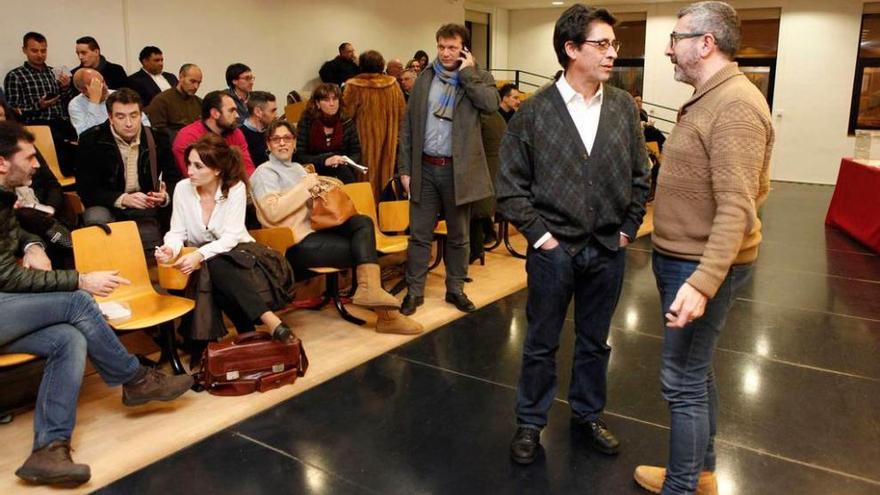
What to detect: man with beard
<box><xmin>172</xmin><ymin>90</ymin><xmax>255</xmax><ymax>176</ymax></box>
<box><xmin>633</xmin><ymin>2</ymin><xmax>774</xmax><ymax>494</ymax></box>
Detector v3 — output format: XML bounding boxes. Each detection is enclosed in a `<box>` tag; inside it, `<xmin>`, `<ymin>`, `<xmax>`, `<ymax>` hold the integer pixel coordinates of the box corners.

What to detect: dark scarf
<box><xmin>310</xmin><ymin>114</ymin><xmax>343</xmax><ymax>153</ymax></box>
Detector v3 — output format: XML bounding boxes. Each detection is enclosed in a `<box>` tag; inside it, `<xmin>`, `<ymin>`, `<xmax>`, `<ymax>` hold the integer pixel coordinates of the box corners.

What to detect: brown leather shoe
<box><xmin>633</xmin><ymin>465</ymin><xmax>718</xmax><ymax>495</ymax></box>
<box><xmin>122</xmin><ymin>366</ymin><xmax>194</xmax><ymax>406</ymax></box>
<box><xmin>15</xmin><ymin>440</ymin><xmax>90</xmax><ymax>486</ymax></box>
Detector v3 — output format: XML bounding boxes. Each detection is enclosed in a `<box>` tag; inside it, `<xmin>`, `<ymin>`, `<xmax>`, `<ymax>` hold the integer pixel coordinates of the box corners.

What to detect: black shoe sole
<box><xmin>123</xmin><ymin>377</ymin><xmax>194</xmax><ymax>407</ymax></box>
<box><xmin>588</xmin><ymin>439</ymin><xmax>620</xmax><ymax>455</ymax></box>
<box><xmin>15</xmin><ymin>469</ymin><xmax>90</xmax><ymax>486</ymax></box>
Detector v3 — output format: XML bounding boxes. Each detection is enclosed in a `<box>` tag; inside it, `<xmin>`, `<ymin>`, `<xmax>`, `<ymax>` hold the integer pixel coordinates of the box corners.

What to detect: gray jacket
<box><xmin>398</xmin><ymin>65</ymin><xmax>499</xmax><ymax>206</ymax></box>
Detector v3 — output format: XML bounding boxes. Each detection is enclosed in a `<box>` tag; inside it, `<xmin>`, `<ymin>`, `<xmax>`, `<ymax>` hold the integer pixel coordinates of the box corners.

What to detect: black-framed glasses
<box><xmin>669</xmin><ymin>31</ymin><xmax>707</xmax><ymax>47</ymax></box>
<box><xmin>583</xmin><ymin>39</ymin><xmax>621</xmax><ymax>53</ymax></box>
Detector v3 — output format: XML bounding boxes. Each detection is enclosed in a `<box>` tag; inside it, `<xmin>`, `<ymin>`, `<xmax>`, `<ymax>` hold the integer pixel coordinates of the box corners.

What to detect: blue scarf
<box><xmin>431</xmin><ymin>58</ymin><xmax>459</xmax><ymax>121</ymax></box>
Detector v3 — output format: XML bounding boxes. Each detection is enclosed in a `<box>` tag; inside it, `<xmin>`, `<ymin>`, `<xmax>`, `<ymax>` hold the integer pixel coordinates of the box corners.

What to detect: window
<box><xmin>608</xmin><ymin>19</ymin><xmax>646</xmax><ymax>96</ymax></box>
<box><xmin>736</xmin><ymin>17</ymin><xmax>780</xmax><ymax>107</ymax></box>
<box><xmin>849</xmin><ymin>8</ymin><xmax>880</xmax><ymax>133</ymax></box>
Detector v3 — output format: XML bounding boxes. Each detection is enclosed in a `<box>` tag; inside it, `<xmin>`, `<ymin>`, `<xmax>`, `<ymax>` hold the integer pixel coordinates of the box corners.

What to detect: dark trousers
<box><xmin>652</xmin><ymin>252</ymin><xmax>753</xmax><ymax>495</ymax></box>
<box><xmin>206</xmin><ymin>256</ymin><xmax>271</xmax><ymax>333</ymax></box>
<box><xmin>285</xmin><ymin>214</ymin><xmax>378</xmax><ymax>272</ymax></box>
<box><xmin>83</xmin><ymin>206</ymin><xmax>163</xmax><ymax>249</ymax></box>
<box><xmin>405</xmin><ymin>162</ymin><xmax>470</xmax><ymax>296</ymax></box>
<box><xmin>515</xmin><ymin>241</ymin><xmax>626</xmax><ymax>427</ymax></box>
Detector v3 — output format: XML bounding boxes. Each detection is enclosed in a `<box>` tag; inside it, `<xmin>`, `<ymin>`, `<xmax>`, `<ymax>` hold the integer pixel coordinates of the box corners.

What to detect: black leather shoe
<box><xmin>400</xmin><ymin>294</ymin><xmax>424</xmax><ymax>316</ymax></box>
<box><xmin>571</xmin><ymin>417</ymin><xmax>620</xmax><ymax>455</ymax></box>
<box><xmin>273</xmin><ymin>324</ymin><xmax>294</xmax><ymax>343</ymax></box>
<box><xmin>445</xmin><ymin>291</ymin><xmax>476</xmax><ymax>312</ymax></box>
<box><xmin>510</xmin><ymin>426</ymin><xmax>541</xmax><ymax>465</ymax></box>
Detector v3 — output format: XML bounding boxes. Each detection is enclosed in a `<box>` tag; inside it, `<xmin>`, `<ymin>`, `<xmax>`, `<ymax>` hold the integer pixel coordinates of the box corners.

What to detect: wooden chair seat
<box><xmin>0</xmin><ymin>353</ymin><xmax>39</xmax><ymax>368</ymax></box>
<box><xmin>72</xmin><ymin>221</ymin><xmax>194</xmax><ymax>374</ymax></box>
<box><xmin>309</xmin><ymin>267</ymin><xmax>343</xmax><ymax>274</ymax></box>
<box><xmin>104</xmin><ymin>293</ymin><xmax>195</xmax><ymax>331</ymax></box>
<box><xmin>341</xmin><ymin>183</ymin><xmax>409</xmax><ymax>255</ymax></box>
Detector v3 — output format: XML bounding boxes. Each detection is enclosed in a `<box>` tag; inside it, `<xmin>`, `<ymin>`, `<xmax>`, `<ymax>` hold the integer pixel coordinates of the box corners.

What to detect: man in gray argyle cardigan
<box><xmin>497</xmin><ymin>4</ymin><xmax>650</xmax><ymax>465</ymax></box>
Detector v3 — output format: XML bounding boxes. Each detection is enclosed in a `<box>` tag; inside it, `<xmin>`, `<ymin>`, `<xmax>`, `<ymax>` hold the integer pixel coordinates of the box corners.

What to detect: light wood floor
<box><xmin>0</xmin><ymin>236</ymin><xmax>532</xmax><ymax>494</ymax></box>
<box><xmin>0</xmin><ymin>209</ymin><xmax>654</xmax><ymax>494</ymax></box>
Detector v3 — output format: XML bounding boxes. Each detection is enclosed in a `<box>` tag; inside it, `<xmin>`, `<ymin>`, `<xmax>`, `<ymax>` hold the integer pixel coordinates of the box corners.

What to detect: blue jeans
<box><xmin>0</xmin><ymin>291</ymin><xmax>140</xmax><ymax>450</ymax></box>
<box><xmin>652</xmin><ymin>252</ymin><xmax>753</xmax><ymax>495</ymax></box>
<box><xmin>515</xmin><ymin>242</ymin><xmax>626</xmax><ymax>428</ymax></box>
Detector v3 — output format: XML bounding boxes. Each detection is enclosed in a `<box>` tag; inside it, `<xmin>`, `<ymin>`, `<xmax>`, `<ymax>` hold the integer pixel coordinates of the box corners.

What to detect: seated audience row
<box><xmin>0</xmin><ymin>121</ymin><xmax>193</xmax><ymax>487</ymax></box>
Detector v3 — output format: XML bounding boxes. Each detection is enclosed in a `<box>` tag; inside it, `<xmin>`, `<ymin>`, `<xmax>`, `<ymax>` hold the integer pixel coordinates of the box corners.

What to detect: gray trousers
<box><xmin>405</xmin><ymin>161</ymin><xmax>471</xmax><ymax>297</ymax></box>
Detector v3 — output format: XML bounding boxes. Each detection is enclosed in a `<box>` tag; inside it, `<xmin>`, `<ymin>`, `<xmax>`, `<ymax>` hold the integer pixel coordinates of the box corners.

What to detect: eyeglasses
<box><xmin>583</xmin><ymin>39</ymin><xmax>621</xmax><ymax>53</ymax></box>
<box><xmin>268</xmin><ymin>135</ymin><xmax>295</xmax><ymax>144</ymax></box>
<box><xmin>669</xmin><ymin>32</ymin><xmax>707</xmax><ymax>47</ymax></box>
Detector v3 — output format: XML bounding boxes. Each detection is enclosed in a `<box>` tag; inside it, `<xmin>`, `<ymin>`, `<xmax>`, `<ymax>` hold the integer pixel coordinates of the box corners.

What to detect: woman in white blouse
<box><xmin>155</xmin><ymin>134</ymin><xmax>293</xmax><ymax>348</ymax></box>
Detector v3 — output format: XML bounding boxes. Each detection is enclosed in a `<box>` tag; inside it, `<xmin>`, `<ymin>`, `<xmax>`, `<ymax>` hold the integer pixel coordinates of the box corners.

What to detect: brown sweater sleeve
<box><xmin>687</xmin><ymin>101</ymin><xmax>771</xmax><ymax>298</ymax></box>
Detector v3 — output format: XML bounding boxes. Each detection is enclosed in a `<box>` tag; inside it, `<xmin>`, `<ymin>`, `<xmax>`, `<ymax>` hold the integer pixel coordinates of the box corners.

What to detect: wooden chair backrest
<box><xmin>378</xmin><ymin>200</ymin><xmax>409</xmax><ymax>232</ymax></box>
<box><xmin>284</xmin><ymin>102</ymin><xmax>307</xmax><ymax>124</ymax></box>
<box><xmin>71</xmin><ymin>221</ymin><xmax>153</xmax><ymax>301</ymax></box>
<box><xmin>249</xmin><ymin>227</ymin><xmax>296</xmax><ymax>255</ymax></box>
<box><xmin>25</xmin><ymin>125</ymin><xmax>74</xmax><ymax>187</ymax></box>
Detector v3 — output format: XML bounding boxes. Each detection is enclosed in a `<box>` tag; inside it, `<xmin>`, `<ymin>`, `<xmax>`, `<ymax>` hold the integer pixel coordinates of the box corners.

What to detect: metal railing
<box><xmin>491</xmin><ymin>68</ymin><xmax>679</xmax><ymax>134</ymax></box>
<box><xmin>490</xmin><ymin>69</ymin><xmax>554</xmax><ymax>90</ymax></box>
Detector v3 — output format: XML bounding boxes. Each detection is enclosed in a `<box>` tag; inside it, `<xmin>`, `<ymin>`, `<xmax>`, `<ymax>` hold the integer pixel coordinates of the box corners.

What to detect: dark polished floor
<box><xmin>98</xmin><ymin>182</ymin><xmax>880</xmax><ymax>495</ymax></box>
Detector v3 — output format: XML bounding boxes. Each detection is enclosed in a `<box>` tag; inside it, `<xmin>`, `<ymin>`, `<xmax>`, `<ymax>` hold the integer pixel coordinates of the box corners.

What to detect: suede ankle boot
<box><xmin>375</xmin><ymin>309</ymin><xmax>423</xmax><ymax>335</ymax></box>
<box><xmin>633</xmin><ymin>465</ymin><xmax>717</xmax><ymax>495</ymax></box>
<box><xmin>352</xmin><ymin>263</ymin><xmax>400</xmax><ymax>308</ymax></box>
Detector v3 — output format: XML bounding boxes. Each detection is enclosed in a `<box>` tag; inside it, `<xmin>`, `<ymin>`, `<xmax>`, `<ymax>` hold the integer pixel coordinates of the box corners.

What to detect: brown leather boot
<box><xmin>122</xmin><ymin>366</ymin><xmax>194</xmax><ymax>406</ymax></box>
<box><xmin>633</xmin><ymin>465</ymin><xmax>718</xmax><ymax>495</ymax></box>
<box><xmin>375</xmin><ymin>309</ymin><xmax>424</xmax><ymax>335</ymax></box>
<box><xmin>352</xmin><ymin>263</ymin><xmax>400</xmax><ymax>309</ymax></box>
<box><xmin>15</xmin><ymin>440</ymin><xmax>91</xmax><ymax>486</ymax></box>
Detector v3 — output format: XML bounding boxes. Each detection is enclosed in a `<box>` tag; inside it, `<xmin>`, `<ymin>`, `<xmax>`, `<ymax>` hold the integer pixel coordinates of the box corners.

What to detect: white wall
<box><xmin>1</xmin><ymin>0</ymin><xmax>465</xmax><ymax>102</ymax></box>
<box><xmin>507</xmin><ymin>0</ymin><xmax>869</xmax><ymax>185</ymax></box>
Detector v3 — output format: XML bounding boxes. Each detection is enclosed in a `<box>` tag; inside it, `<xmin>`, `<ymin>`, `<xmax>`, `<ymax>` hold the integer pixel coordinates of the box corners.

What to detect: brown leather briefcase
<box><xmin>196</xmin><ymin>331</ymin><xmax>308</xmax><ymax>396</ymax></box>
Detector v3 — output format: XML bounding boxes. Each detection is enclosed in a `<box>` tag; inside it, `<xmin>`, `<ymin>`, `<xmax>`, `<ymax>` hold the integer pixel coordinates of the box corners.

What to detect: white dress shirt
<box><xmin>533</xmin><ymin>76</ymin><xmax>605</xmax><ymax>249</ymax></box>
<box><xmin>163</xmin><ymin>179</ymin><xmax>255</xmax><ymax>261</ymax></box>
<box><xmin>149</xmin><ymin>71</ymin><xmax>172</xmax><ymax>92</ymax></box>
<box><xmin>68</xmin><ymin>90</ymin><xmax>151</xmax><ymax>136</ymax></box>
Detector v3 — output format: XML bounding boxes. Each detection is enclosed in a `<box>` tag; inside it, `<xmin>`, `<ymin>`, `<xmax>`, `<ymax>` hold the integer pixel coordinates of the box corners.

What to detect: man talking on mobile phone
<box><xmin>76</xmin><ymin>88</ymin><xmax>180</xmax><ymax>250</ymax></box>
<box><xmin>398</xmin><ymin>23</ymin><xmax>499</xmax><ymax>316</ymax></box>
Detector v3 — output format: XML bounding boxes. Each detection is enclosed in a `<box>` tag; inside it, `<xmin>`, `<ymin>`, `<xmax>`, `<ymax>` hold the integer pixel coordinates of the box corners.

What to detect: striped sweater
<box><xmin>652</xmin><ymin>62</ymin><xmax>774</xmax><ymax>298</ymax></box>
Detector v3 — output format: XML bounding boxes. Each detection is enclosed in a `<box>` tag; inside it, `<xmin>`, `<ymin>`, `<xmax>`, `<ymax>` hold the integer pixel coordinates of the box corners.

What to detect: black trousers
<box><xmin>206</xmin><ymin>256</ymin><xmax>271</xmax><ymax>333</ymax></box>
<box><xmin>285</xmin><ymin>214</ymin><xmax>377</xmax><ymax>272</ymax></box>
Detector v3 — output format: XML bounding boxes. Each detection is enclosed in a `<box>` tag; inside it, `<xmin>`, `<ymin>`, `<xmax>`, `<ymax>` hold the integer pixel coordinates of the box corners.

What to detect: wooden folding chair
<box><xmin>284</xmin><ymin>102</ymin><xmax>306</xmax><ymax>124</ymax></box>
<box><xmin>25</xmin><ymin>125</ymin><xmax>75</xmax><ymax>187</ymax></box>
<box><xmin>250</xmin><ymin>226</ymin><xmax>364</xmax><ymax>325</ymax></box>
<box><xmin>72</xmin><ymin>221</ymin><xmax>194</xmax><ymax>374</ymax></box>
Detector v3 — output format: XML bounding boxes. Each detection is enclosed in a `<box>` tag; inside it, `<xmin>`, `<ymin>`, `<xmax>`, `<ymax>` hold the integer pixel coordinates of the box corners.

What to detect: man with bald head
<box><xmin>68</xmin><ymin>68</ymin><xmax>149</xmax><ymax>136</ymax></box>
<box><xmin>386</xmin><ymin>59</ymin><xmax>404</xmax><ymax>80</ymax></box>
<box><xmin>144</xmin><ymin>63</ymin><xmax>203</xmax><ymax>135</ymax></box>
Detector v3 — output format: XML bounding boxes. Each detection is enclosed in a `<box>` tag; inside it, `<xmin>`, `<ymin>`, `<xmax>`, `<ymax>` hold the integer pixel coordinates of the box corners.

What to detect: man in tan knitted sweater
<box><xmin>633</xmin><ymin>3</ymin><xmax>774</xmax><ymax>495</ymax></box>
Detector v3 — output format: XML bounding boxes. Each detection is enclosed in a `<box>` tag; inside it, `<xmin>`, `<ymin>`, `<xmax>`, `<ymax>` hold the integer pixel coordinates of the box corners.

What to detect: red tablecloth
<box><xmin>825</xmin><ymin>158</ymin><xmax>880</xmax><ymax>253</ymax></box>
